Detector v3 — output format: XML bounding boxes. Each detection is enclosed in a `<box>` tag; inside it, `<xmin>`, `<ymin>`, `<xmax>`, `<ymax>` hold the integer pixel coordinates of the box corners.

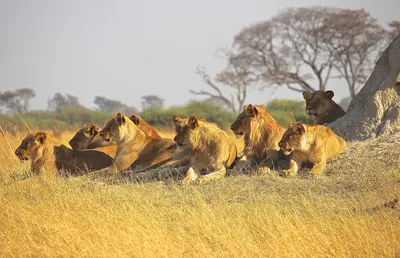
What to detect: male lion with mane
<box><xmin>15</xmin><ymin>132</ymin><xmax>114</xmax><ymax>176</ymax></box>
<box><xmin>230</xmin><ymin>104</ymin><xmax>286</xmax><ymax>173</ymax></box>
<box><xmin>99</xmin><ymin>113</ymin><xmax>180</xmax><ymax>173</ymax></box>
<box><xmin>173</xmin><ymin>116</ymin><xmax>238</xmax><ymax>184</ymax></box>
<box><xmin>278</xmin><ymin>123</ymin><xmax>346</xmax><ymax>176</ymax></box>
<box><xmin>302</xmin><ymin>90</ymin><xmax>346</xmax><ymax>125</ymax></box>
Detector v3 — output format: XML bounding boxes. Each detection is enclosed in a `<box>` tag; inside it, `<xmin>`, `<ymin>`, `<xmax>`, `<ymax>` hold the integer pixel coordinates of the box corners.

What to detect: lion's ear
<box><xmin>172</xmin><ymin>115</ymin><xmax>181</xmax><ymax>123</ymax></box>
<box><xmin>294</xmin><ymin>123</ymin><xmax>305</xmax><ymax>134</ymax></box>
<box><xmin>288</xmin><ymin>122</ymin><xmax>296</xmax><ymax>128</ymax></box>
<box><xmin>88</xmin><ymin>124</ymin><xmax>98</xmax><ymax>136</ymax></box>
<box><xmin>324</xmin><ymin>90</ymin><xmax>334</xmax><ymax>99</ymax></box>
<box><xmin>89</xmin><ymin>124</ymin><xmax>100</xmax><ymax>137</ymax></box>
<box><xmin>114</xmin><ymin>112</ymin><xmax>126</xmax><ymax>125</ymax></box>
<box><xmin>246</xmin><ymin>104</ymin><xmax>258</xmax><ymax>116</ymax></box>
<box><xmin>130</xmin><ymin>115</ymin><xmax>140</xmax><ymax>125</ymax></box>
<box><xmin>188</xmin><ymin>116</ymin><xmax>198</xmax><ymax>129</ymax></box>
<box><xmin>302</xmin><ymin>91</ymin><xmax>310</xmax><ymax>99</ymax></box>
<box><xmin>35</xmin><ymin>132</ymin><xmax>47</xmax><ymax>144</ymax></box>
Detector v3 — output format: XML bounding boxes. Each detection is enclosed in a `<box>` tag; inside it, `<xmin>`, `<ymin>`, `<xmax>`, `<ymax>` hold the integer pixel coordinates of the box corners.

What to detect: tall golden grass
<box><xmin>0</xmin><ymin>126</ymin><xmax>399</xmax><ymax>257</ymax></box>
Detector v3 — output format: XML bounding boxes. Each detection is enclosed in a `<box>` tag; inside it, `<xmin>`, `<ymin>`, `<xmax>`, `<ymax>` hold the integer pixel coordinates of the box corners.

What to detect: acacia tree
<box><xmin>141</xmin><ymin>95</ymin><xmax>164</xmax><ymax>110</ymax></box>
<box><xmin>0</xmin><ymin>88</ymin><xmax>36</xmax><ymax>113</ymax></box>
<box><xmin>230</xmin><ymin>7</ymin><xmax>391</xmax><ymax>97</ymax></box>
<box><xmin>322</xmin><ymin>9</ymin><xmax>389</xmax><ymax>97</ymax></box>
<box><xmin>47</xmin><ymin>93</ymin><xmax>83</xmax><ymax>112</ymax></box>
<box><xmin>191</xmin><ymin>49</ymin><xmax>257</xmax><ymax>113</ymax></box>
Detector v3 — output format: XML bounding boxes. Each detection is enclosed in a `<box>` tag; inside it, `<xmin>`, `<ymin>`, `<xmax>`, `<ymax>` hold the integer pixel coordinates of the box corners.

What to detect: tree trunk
<box><xmin>329</xmin><ymin>36</ymin><xmax>400</xmax><ymax>141</ymax></box>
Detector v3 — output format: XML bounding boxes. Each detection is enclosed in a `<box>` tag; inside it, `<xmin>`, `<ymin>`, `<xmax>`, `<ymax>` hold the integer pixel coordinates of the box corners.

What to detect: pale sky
<box><xmin>0</xmin><ymin>0</ymin><xmax>398</xmax><ymax>111</ymax></box>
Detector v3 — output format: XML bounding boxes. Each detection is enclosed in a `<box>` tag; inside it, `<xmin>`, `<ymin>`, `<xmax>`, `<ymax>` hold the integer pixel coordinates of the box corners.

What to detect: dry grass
<box><xmin>0</xmin><ymin>127</ymin><xmax>399</xmax><ymax>257</ymax></box>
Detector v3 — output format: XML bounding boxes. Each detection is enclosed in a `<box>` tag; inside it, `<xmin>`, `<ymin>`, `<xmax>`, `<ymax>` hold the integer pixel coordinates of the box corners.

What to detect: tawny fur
<box><xmin>303</xmin><ymin>90</ymin><xmax>346</xmax><ymax>125</ymax></box>
<box><xmin>15</xmin><ymin>132</ymin><xmax>113</xmax><ymax>176</ymax></box>
<box><xmin>130</xmin><ymin>115</ymin><xmax>162</xmax><ymax>139</ymax></box>
<box><xmin>231</xmin><ymin>104</ymin><xmax>286</xmax><ymax>172</ymax></box>
<box><xmin>99</xmin><ymin>113</ymin><xmax>180</xmax><ymax>173</ymax></box>
<box><xmin>174</xmin><ymin>117</ymin><xmax>238</xmax><ymax>184</ymax></box>
<box><xmin>69</xmin><ymin>123</ymin><xmax>115</xmax><ymax>150</ymax></box>
<box><xmin>278</xmin><ymin>123</ymin><xmax>347</xmax><ymax>176</ymax></box>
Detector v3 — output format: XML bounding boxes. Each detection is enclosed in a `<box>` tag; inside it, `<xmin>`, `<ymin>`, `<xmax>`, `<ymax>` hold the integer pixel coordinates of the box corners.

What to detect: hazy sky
<box><xmin>0</xmin><ymin>0</ymin><xmax>398</xmax><ymax>111</ymax></box>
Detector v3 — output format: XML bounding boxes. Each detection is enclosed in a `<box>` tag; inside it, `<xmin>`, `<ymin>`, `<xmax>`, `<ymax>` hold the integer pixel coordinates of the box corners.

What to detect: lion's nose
<box><xmin>230</xmin><ymin>125</ymin><xmax>234</xmax><ymax>131</ymax></box>
<box><xmin>278</xmin><ymin>142</ymin><xmax>283</xmax><ymax>148</ymax></box>
<box><xmin>15</xmin><ymin>149</ymin><xmax>20</xmax><ymax>156</ymax></box>
<box><xmin>173</xmin><ymin>136</ymin><xmax>178</xmax><ymax>142</ymax></box>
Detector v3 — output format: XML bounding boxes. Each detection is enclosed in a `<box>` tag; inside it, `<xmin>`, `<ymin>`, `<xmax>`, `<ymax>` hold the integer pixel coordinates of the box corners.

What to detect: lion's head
<box><xmin>173</xmin><ymin>116</ymin><xmax>199</xmax><ymax>147</ymax></box>
<box><xmin>69</xmin><ymin>123</ymin><xmax>102</xmax><ymax>150</ymax></box>
<box><xmin>302</xmin><ymin>90</ymin><xmax>335</xmax><ymax>119</ymax></box>
<box><xmin>15</xmin><ymin>132</ymin><xmax>50</xmax><ymax>161</ymax></box>
<box><xmin>231</xmin><ymin>104</ymin><xmax>266</xmax><ymax>138</ymax></box>
<box><xmin>99</xmin><ymin>113</ymin><xmax>130</xmax><ymax>142</ymax></box>
<box><xmin>130</xmin><ymin>115</ymin><xmax>161</xmax><ymax>139</ymax></box>
<box><xmin>172</xmin><ymin>115</ymin><xmax>205</xmax><ymax>134</ymax></box>
<box><xmin>278</xmin><ymin>123</ymin><xmax>306</xmax><ymax>156</ymax></box>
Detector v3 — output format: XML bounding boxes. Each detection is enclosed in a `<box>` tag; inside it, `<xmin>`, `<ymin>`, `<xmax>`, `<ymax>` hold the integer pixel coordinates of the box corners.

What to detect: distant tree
<box><xmin>191</xmin><ymin>49</ymin><xmax>257</xmax><ymax>114</ymax></box>
<box><xmin>94</xmin><ymin>96</ymin><xmax>138</xmax><ymax>114</ymax></box>
<box><xmin>48</xmin><ymin>93</ymin><xmax>83</xmax><ymax>112</ymax></box>
<box><xmin>94</xmin><ymin>96</ymin><xmax>125</xmax><ymax>112</ymax></box>
<box><xmin>142</xmin><ymin>95</ymin><xmax>164</xmax><ymax>110</ymax></box>
<box><xmin>0</xmin><ymin>88</ymin><xmax>36</xmax><ymax>113</ymax></box>
<box><xmin>230</xmin><ymin>7</ymin><xmax>390</xmax><ymax>98</ymax></box>
<box><xmin>322</xmin><ymin>9</ymin><xmax>389</xmax><ymax>97</ymax></box>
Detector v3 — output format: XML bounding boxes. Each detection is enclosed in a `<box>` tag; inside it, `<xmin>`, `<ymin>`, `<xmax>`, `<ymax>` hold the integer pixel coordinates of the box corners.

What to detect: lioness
<box><xmin>15</xmin><ymin>132</ymin><xmax>113</xmax><ymax>175</ymax></box>
<box><xmin>99</xmin><ymin>113</ymin><xmax>180</xmax><ymax>173</ymax></box>
<box><xmin>69</xmin><ymin>123</ymin><xmax>115</xmax><ymax>150</ymax></box>
<box><xmin>230</xmin><ymin>104</ymin><xmax>286</xmax><ymax>173</ymax></box>
<box><xmin>302</xmin><ymin>90</ymin><xmax>346</xmax><ymax>125</ymax></box>
<box><xmin>278</xmin><ymin>123</ymin><xmax>346</xmax><ymax>176</ymax></box>
<box><xmin>130</xmin><ymin>115</ymin><xmax>161</xmax><ymax>139</ymax></box>
<box><xmin>174</xmin><ymin>116</ymin><xmax>238</xmax><ymax>184</ymax></box>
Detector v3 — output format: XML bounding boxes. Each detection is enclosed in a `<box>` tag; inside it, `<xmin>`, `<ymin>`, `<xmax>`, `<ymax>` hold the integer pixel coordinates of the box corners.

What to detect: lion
<box><xmin>302</xmin><ymin>90</ymin><xmax>346</xmax><ymax>125</ymax></box>
<box><xmin>15</xmin><ymin>132</ymin><xmax>113</xmax><ymax>176</ymax></box>
<box><xmin>278</xmin><ymin>123</ymin><xmax>346</xmax><ymax>176</ymax></box>
<box><xmin>99</xmin><ymin>113</ymin><xmax>180</xmax><ymax>173</ymax></box>
<box><xmin>69</xmin><ymin>116</ymin><xmax>160</xmax><ymax>152</ymax></box>
<box><xmin>130</xmin><ymin>116</ymin><xmax>212</xmax><ymax>182</ymax></box>
<box><xmin>230</xmin><ymin>104</ymin><xmax>287</xmax><ymax>173</ymax></box>
<box><xmin>173</xmin><ymin>116</ymin><xmax>238</xmax><ymax>184</ymax></box>
<box><xmin>69</xmin><ymin>123</ymin><xmax>115</xmax><ymax>150</ymax></box>
<box><xmin>129</xmin><ymin>115</ymin><xmax>161</xmax><ymax>139</ymax></box>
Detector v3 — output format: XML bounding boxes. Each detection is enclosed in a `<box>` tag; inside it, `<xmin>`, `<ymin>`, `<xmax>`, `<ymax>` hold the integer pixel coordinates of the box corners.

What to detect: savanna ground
<box><xmin>0</xmin><ymin>126</ymin><xmax>399</xmax><ymax>257</ymax></box>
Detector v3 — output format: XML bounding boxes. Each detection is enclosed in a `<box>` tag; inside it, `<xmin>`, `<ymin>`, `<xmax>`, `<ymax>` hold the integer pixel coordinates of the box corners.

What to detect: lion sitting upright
<box><xmin>173</xmin><ymin>116</ymin><xmax>238</xmax><ymax>184</ymax></box>
<box><xmin>278</xmin><ymin>123</ymin><xmax>346</xmax><ymax>176</ymax></box>
<box><xmin>230</xmin><ymin>104</ymin><xmax>286</xmax><ymax>173</ymax></box>
<box><xmin>302</xmin><ymin>90</ymin><xmax>346</xmax><ymax>125</ymax></box>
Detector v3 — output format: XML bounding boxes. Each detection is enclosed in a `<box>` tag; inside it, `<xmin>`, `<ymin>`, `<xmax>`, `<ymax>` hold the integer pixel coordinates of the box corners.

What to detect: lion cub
<box><xmin>173</xmin><ymin>116</ymin><xmax>238</xmax><ymax>184</ymax></box>
<box><xmin>278</xmin><ymin>123</ymin><xmax>346</xmax><ymax>176</ymax></box>
<box><xmin>303</xmin><ymin>90</ymin><xmax>346</xmax><ymax>125</ymax></box>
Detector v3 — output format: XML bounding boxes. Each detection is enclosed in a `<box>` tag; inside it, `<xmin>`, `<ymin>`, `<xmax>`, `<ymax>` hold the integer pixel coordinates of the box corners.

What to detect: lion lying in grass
<box><xmin>69</xmin><ymin>115</ymin><xmax>160</xmax><ymax>153</ymax></box>
<box><xmin>231</xmin><ymin>104</ymin><xmax>287</xmax><ymax>173</ymax></box>
<box><xmin>278</xmin><ymin>123</ymin><xmax>347</xmax><ymax>176</ymax></box>
<box><xmin>99</xmin><ymin>113</ymin><xmax>180</xmax><ymax>173</ymax></box>
<box><xmin>15</xmin><ymin>132</ymin><xmax>114</xmax><ymax>176</ymax></box>
<box><xmin>173</xmin><ymin>116</ymin><xmax>238</xmax><ymax>184</ymax></box>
